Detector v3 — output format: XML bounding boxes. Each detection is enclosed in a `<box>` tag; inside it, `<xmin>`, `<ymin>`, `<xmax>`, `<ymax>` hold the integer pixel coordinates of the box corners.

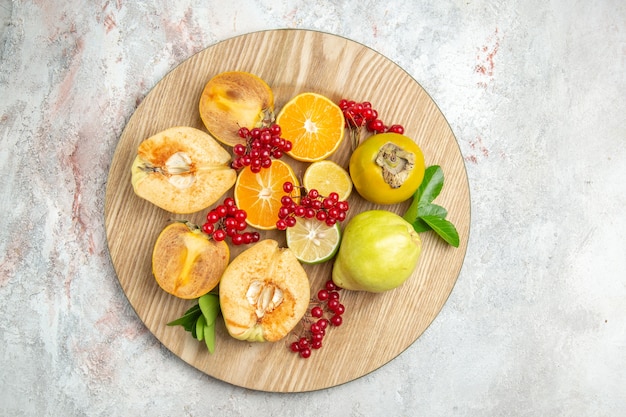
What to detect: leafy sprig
<box><xmin>403</xmin><ymin>165</ymin><xmax>460</xmax><ymax>247</ymax></box>
<box><xmin>167</xmin><ymin>292</ymin><xmax>220</xmax><ymax>353</ymax></box>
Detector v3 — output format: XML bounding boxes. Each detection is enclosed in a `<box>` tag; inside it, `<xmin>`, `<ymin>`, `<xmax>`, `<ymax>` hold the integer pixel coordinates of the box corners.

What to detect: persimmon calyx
<box><xmin>375</xmin><ymin>142</ymin><xmax>415</xmax><ymax>189</ymax></box>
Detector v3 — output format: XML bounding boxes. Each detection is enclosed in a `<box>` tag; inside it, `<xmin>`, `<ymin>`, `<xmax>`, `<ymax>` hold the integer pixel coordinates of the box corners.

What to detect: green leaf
<box><xmin>417</xmin><ymin>165</ymin><xmax>444</xmax><ymax>205</ymax></box>
<box><xmin>420</xmin><ymin>203</ymin><xmax>448</xmax><ymax>218</ymax></box>
<box><xmin>166</xmin><ymin>294</ymin><xmax>220</xmax><ymax>354</ymax></box>
<box><xmin>198</xmin><ymin>292</ymin><xmax>220</xmax><ymax>353</ymax></box>
<box><xmin>191</xmin><ymin>319</ymin><xmax>198</xmax><ymax>339</ymax></box>
<box><xmin>204</xmin><ymin>322</ymin><xmax>216</xmax><ymax>354</ymax></box>
<box><xmin>403</xmin><ymin>165</ymin><xmax>460</xmax><ymax>248</ymax></box>
<box><xmin>166</xmin><ymin>304</ymin><xmax>202</xmax><ymax>331</ymax></box>
<box><xmin>166</xmin><ymin>304</ymin><xmax>200</xmax><ymax>325</ymax></box>
<box><xmin>408</xmin><ymin>203</ymin><xmax>448</xmax><ymax>233</ymax></box>
<box><xmin>420</xmin><ymin>215</ymin><xmax>460</xmax><ymax>248</ymax></box>
<box><xmin>411</xmin><ymin>218</ymin><xmax>431</xmax><ymax>233</ymax></box>
<box><xmin>403</xmin><ymin>166</ymin><xmax>445</xmax><ymax>224</ymax></box>
<box><xmin>198</xmin><ymin>293</ymin><xmax>220</xmax><ymax>326</ymax></box>
<box><xmin>195</xmin><ymin>314</ymin><xmax>206</xmax><ymax>341</ymax></box>
<box><xmin>167</xmin><ymin>292</ymin><xmax>220</xmax><ymax>353</ymax></box>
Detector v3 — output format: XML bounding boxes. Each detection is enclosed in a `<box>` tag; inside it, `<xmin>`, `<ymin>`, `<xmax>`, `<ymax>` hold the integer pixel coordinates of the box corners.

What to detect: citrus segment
<box><xmin>234</xmin><ymin>159</ymin><xmax>299</xmax><ymax>230</ymax></box>
<box><xmin>276</xmin><ymin>92</ymin><xmax>345</xmax><ymax>162</ymax></box>
<box><xmin>286</xmin><ymin>217</ymin><xmax>341</xmax><ymax>264</ymax></box>
<box><xmin>302</xmin><ymin>160</ymin><xmax>353</xmax><ymax>201</ymax></box>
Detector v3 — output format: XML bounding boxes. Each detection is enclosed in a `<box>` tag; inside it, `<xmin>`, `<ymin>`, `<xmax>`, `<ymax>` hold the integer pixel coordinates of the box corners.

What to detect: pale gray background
<box><xmin>1</xmin><ymin>1</ymin><xmax>624</xmax><ymax>416</ymax></box>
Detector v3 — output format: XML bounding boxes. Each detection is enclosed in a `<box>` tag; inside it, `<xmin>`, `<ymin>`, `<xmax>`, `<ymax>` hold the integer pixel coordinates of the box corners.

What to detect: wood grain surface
<box><xmin>104</xmin><ymin>29</ymin><xmax>471</xmax><ymax>392</ymax></box>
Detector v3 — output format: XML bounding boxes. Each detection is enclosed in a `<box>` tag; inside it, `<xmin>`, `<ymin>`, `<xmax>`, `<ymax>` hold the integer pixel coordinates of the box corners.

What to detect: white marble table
<box><xmin>1</xmin><ymin>1</ymin><xmax>624</xmax><ymax>415</ymax></box>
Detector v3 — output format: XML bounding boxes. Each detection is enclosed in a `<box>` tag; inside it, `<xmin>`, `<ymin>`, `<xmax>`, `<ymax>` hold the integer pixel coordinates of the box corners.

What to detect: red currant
<box><xmin>238</xmin><ymin>127</ymin><xmax>250</xmax><ymax>138</ymax></box>
<box><xmin>311</xmin><ymin>332</ymin><xmax>324</xmax><ymax>342</ymax></box>
<box><xmin>284</xmin><ymin>216</ymin><xmax>297</xmax><ymax>227</ymax></box>
<box><xmin>231</xmin><ymin>234</ymin><xmax>244</xmax><ymax>245</ymax></box>
<box><xmin>328</xmin><ymin>299</ymin><xmax>340</xmax><ymax>311</ymax></box>
<box><xmin>215</xmin><ymin>205</ymin><xmax>228</xmax><ymax>217</ymax></box>
<box><xmin>202</xmin><ymin>223</ymin><xmax>214</xmax><ymax>235</ymax></box>
<box><xmin>250</xmin><ymin>128</ymin><xmax>261</xmax><ymax>139</ymax></box>
<box><xmin>311</xmin><ymin>306</ymin><xmax>324</xmax><ymax>318</ymax></box>
<box><xmin>202</xmin><ymin>198</ymin><xmax>256</xmax><ymax>246</ymax></box>
<box><xmin>298</xmin><ymin>337</ymin><xmax>309</xmax><ymax>350</ymax></box>
<box><xmin>281</xmin><ymin>195</ymin><xmax>293</xmax><ymax>206</ymax></box>
<box><xmin>231</xmin><ymin>124</ymin><xmax>291</xmax><ymax>172</ymax></box>
<box><xmin>233</xmin><ymin>143</ymin><xmax>246</xmax><ymax>155</ymax></box>
<box><xmin>310</xmin><ymin>323</ymin><xmax>321</xmax><ymax>334</ymax></box>
<box><xmin>330</xmin><ymin>315</ymin><xmax>343</xmax><ymax>326</ymax></box>
<box><xmin>339</xmin><ymin>98</ymin><xmax>404</xmax><ymax>136</ymax></box>
<box><xmin>234</xmin><ymin>210</ymin><xmax>247</xmax><ymax>222</ymax></box>
<box><xmin>270</xmin><ymin>124</ymin><xmax>281</xmax><ymax>136</ymax></box>
<box><xmin>387</xmin><ymin>124</ymin><xmax>405</xmax><ymax>134</ymax></box>
<box><xmin>317</xmin><ymin>289</ymin><xmax>329</xmax><ymax>301</ymax></box>
<box><xmin>333</xmin><ymin>303</ymin><xmax>345</xmax><ymax>315</ymax></box>
<box><xmin>213</xmin><ymin>229</ymin><xmax>226</xmax><ymax>241</ymax></box>
<box><xmin>206</xmin><ymin>211</ymin><xmax>220</xmax><ymax>223</ymax></box>
<box><xmin>276</xmin><ymin>219</ymin><xmax>287</xmax><ymax>230</ymax></box>
<box><xmin>294</xmin><ymin>205</ymin><xmax>306</xmax><ymax>217</ymax></box>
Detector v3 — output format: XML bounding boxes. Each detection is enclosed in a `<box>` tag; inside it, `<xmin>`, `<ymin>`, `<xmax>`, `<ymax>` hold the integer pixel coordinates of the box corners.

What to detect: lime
<box><xmin>302</xmin><ymin>160</ymin><xmax>352</xmax><ymax>201</ymax></box>
<box><xmin>285</xmin><ymin>217</ymin><xmax>341</xmax><ymax>264</ymax></box>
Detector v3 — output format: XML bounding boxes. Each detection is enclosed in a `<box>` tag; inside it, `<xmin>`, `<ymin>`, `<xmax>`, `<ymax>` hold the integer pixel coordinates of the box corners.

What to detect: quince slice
<box><xmin>131</xmin><ymin>126</ymin><xmax>236</xmax><ymax>214</ymax></box>
<box><xmin>219</xmin><ymin>239</ymin><xmax>310</xmax><ymax>342</ymax></box>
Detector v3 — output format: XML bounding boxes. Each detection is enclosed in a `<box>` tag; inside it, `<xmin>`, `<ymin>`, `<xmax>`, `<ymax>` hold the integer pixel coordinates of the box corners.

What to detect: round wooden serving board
<box><xmin>105</xmin><ymin>29</ymin><xmax>470</xmax><ymax>392</ymax></box>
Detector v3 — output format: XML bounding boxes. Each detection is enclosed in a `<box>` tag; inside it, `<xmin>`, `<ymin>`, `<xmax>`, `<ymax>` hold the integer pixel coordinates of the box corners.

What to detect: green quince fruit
<box><xmin>332</xmin><ymin>210</ymin><xmax>421</xmax><ymax>292</ymax></box>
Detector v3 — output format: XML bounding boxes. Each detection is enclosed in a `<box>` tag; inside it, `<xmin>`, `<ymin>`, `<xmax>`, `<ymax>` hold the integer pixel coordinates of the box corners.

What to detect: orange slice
<box><xmin>276</xmin><ymin>92</ymin><xmax>345</xmax><ymax>162</ymax></box>
<box><xmin>234</xmin><ymin>159</ymin><xmax>299</xmax><ymax>230</ymax></box>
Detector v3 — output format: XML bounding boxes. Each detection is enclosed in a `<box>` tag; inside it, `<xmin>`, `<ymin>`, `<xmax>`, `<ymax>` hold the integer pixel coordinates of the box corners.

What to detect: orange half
<box><xmin>234</xmin><ymin>159</ymin><xmax>299</xmax><ymax>230</ymax></box>
<box><xmin>276</xmin><ymin>92</ymin><xmax>345</xmax><ymax>162</ymax></box>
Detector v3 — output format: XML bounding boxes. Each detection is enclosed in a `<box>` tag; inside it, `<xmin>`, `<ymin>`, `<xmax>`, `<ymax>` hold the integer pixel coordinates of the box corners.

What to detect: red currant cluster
<box><xmin>231</xmin><ymin>125</ymin><xmax>293</xmax><ymax>173</ymax></box>
<box><xmin>275</xmin><ymin>182</ymin><xmax>349</xmax><ymax>230</ymax></box>
<box><xmin>201</xmin><ymin>197</ymin><xmax>260</xmax><ymax>245</ymax></box>
<box><xmin>289</xmin><ymin>280</ymin><xmax>345</xmax><ymax>358</ymax></box>
<box><xmin>338</xmin><ymin>99</ymin><xmax>404</xmax><ymax>134</ymax></box>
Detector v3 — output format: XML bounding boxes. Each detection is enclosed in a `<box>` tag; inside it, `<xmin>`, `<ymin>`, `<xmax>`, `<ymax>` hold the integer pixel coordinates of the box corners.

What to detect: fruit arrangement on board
<box><xmin>129</xmin><ymin>71</ymin><xmax>459</xmax><ymax>358</ymax></box>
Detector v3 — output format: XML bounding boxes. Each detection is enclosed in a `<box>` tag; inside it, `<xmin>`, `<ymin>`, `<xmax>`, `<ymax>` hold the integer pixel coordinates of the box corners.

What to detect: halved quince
<box><xmin>131</xmin><ymin>126</ymin><xmax>236</xmax><ymax>214</ymax></box>
<box><xmin>152</xmin><ymin>221</ymin><xmax>229</xmax><ymax>299</ymax></box>
<box><xmin>219</xmin><ymin>239</ymin><xmax>310</xmax><ymax>342</ymax></box>
<box><xmin>199</xmin><ymin>71</ymin><xmax>274</xmax><ymax>147</ymax></box>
